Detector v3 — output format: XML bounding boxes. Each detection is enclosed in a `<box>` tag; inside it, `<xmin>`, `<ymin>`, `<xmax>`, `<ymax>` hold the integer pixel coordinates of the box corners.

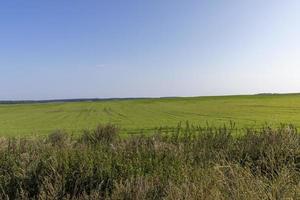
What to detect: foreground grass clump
<box><xmin>0</xmin><ymin>124</ymin><xmax>300</xmax><ymax>199</ymax></box>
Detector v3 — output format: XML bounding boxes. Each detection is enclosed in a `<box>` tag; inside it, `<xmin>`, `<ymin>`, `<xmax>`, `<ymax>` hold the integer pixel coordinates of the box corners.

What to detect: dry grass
<box><xmin>0</xmin><ymin>123</ymin><xmax>299</xmax><ymax>199</ymax></box>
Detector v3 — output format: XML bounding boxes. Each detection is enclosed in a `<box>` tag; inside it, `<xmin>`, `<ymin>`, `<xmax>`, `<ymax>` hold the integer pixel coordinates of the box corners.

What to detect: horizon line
<box><xmin>1</xmin><ymin>92</ymin><xmax>300</xmax><ymax>104</ymax></box>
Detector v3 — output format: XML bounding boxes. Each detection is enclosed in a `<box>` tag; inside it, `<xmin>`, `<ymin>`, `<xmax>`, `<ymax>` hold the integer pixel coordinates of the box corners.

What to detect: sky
<box><xmin>0</xmin><ymin>0</ymin><xmax>300</xmax><ymax>100</ymax></box>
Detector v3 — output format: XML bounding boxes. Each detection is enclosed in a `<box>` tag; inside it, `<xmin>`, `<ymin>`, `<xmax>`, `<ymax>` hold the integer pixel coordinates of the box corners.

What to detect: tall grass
<box><xmin>0</xmin><ymin>123</ymin><xmax>299</xmax><ymax>199</ymax></box>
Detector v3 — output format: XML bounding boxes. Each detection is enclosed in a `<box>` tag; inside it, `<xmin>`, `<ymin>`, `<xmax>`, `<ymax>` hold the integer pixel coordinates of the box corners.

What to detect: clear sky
<box><xmin>1</xmin><ymin>0</ymin><xmax>300</xmax><ymax>100</ymax></box>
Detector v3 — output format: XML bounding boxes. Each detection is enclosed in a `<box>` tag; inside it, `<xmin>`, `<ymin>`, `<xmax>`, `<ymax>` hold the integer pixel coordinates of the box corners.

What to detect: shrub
<box><xmin>80</xmin><ymin>124</ymin><xmax>119</xmax><ymax>145</ymax></box>
<box><xmin>47</xmin><ymin>130</ymin><xmax>70</xmax><ymax>147</ymax></box>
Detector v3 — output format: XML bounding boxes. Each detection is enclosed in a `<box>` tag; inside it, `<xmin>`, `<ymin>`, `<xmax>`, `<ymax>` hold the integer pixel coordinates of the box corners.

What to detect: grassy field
<box><xmin>1</xmin><ymin>94</ymin><xmax>300</xmax><ymax>136</ymax></box>
<box><xmin>1</xmin><ymin>124</ymin><xmax>300</xmax><ymax>199</ymax></box>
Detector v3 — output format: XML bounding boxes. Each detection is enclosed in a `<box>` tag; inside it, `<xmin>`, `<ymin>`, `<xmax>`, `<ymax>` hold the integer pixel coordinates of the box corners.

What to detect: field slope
<box><xmin>1</xmin><ymin>94</ymin><xmax>300</xmax><ymax>136</ymax></box>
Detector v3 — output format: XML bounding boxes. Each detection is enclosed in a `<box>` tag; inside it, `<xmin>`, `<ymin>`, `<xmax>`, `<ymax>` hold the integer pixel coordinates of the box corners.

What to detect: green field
<box><xmin>1</xmin><ymin>94</ymin><xmax>300</xmax><ymax>136</ymax></box>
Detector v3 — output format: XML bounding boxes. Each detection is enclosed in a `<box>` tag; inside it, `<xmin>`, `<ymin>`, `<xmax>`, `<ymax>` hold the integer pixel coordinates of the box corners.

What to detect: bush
<box><xmin>47</xmin><ymin>130</ymin><xmax>70</xmax><ymax>147</ymax></box>
<box><xmin>80</xmin><ymin>124</ymin><xmax>119</xmax><ymax>145</ymax></box>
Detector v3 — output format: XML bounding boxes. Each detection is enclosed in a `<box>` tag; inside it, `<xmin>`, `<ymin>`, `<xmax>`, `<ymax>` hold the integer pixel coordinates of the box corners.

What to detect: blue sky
<box><xmin>1</xmin><ymin>0</ymin><xmax>300</xmax><ymax>100</ymax></box>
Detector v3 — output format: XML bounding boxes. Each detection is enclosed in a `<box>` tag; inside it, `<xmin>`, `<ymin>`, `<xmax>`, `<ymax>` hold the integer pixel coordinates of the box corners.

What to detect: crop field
<box><xmin>1</xmin><ymin>95</ymin><xmax>300</xmax><ymax>199</ymax></box>
<box><xmin>1</xmin><ymin>94</ymin><xmax>300</xmax><ymax>136</ymax></box>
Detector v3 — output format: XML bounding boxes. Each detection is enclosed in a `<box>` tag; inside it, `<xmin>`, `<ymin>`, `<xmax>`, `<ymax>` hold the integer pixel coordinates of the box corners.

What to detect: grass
<box><xmin>1</xmin><ymin>94</ymin><xmax>300</xmax><ymax>136</ymax></box>
<box><xmin>0</xmin><ymin>123</ymin><xmax>299</xmax><ymax>199</ymax></box>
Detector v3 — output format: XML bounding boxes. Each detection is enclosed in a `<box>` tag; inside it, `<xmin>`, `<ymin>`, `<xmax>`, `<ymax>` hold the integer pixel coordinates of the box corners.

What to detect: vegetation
<box><xmin>1</xmin><ymin>94</ymin><xmax>300</xmax><ymax>136</ymax></box>
<box><xmin>1</xmin><ymin>123</ymin><xmax>300</xmax><ymax>199</ymax></box>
